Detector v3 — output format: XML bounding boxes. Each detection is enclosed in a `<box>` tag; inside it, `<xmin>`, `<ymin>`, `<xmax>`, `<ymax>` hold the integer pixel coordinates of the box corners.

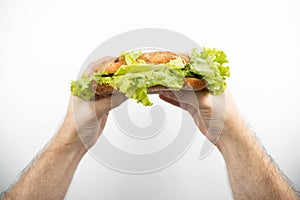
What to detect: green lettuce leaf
<box><xmin>108</xmin><ymin>52</ymin><xmax>186</xmax><ymax>105</ymax></box>
<box><xmin>71</xmin><ymin>74</ymin><xmax>94</xmax><ymax>100</ymax></box>
<box><xmin>188</xmin><ymin>47</ymin><xmax>230</xmax><ymax>95</ymax></box>
<box><xmin>120</xmin><ymin>50</ymin><xmax>145</xmax><ymax>65</ymax></box>
<box><xmin>114</xmin><ymin>64</ymin><xmax>163</xmax><ymax>75</ymax></box>
<box><xmin>165</xmin><ymin>57</ymin><xmax>186</xmax><ymax>69</ymax></box>
<box><xmin>112</xmin><ymin>66</ymin><xmax>184</xmax><ymax>106</ymax></box>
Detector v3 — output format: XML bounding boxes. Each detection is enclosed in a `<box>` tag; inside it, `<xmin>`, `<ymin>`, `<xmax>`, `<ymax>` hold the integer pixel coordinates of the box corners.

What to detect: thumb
<box><xmin>159</xmin><ymin>91</ymin><xmax>181</xmax><ymax>107</ymax></box>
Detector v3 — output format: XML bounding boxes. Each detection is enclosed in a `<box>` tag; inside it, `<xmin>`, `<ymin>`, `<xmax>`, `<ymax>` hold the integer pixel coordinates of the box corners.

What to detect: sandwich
<box><xmin>71</xmin><ymin>47</ymin><xmax>230</xmax><ymax>106</ymax></box>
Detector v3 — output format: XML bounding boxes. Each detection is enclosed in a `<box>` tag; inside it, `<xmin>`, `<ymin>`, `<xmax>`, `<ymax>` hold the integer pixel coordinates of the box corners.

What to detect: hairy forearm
<box><xmin>217</xmin><ymin>120</ymin><xmax>299</xmax><ymax>200</ymax></box>
<box><xmin>2</xmin><ymin>119</ymin><xmax>86</xmax><ymax>200</ymax></box>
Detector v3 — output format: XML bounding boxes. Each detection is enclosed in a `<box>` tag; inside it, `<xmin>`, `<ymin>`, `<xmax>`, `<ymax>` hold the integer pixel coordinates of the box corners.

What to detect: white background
<box><xmin>1</xmin><ymin>0</ymin><xmax>300</xmax><ymax>199</ymax></box>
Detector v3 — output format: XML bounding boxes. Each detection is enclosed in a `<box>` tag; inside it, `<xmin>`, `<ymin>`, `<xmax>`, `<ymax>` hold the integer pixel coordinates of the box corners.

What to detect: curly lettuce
<box><xmin>187</xmin><ymin>48</ymin><xmax>230</xmax><ymax>95</ymax></box>
<box><xmin>112</xmin><ymin>64</ymin><xmax>184</xmax><ymax>106</ymax></box>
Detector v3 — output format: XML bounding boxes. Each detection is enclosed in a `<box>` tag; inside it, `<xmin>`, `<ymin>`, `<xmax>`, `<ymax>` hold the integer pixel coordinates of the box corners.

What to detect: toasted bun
<box><xmin>89</xmin><ymin>52</ymin><xmax>207</xmax><ymax>98</ymax></box>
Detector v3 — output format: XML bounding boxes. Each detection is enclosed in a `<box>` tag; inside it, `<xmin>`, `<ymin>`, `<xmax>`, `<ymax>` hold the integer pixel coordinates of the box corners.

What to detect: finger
<box><xmin>159</xmin><ymin>92</ymin><xmax>195</xmax><ymax>112</ymax></box>
<box><xmin>159</xmin><ymin>93</ymin><xmax>181</xmax><ymax>107</ymax></box>
<box><xmin>159</xmin><ymin>90</ymin><xmax>201</xmax><ymax>111</ymax></box>
<box><xmin>159</xmin><ymin>92</ymin><xmax>207</xmax><ymax>134</ymax></box>
<box><xmin>159</xmin><ymin>92</ymin><xmax>197</xmax><ymax>116</ymax></box>
<box><xmin>94</xmin><ymin>92</ymin><xmax>127</xmax><ymax>117</ymax></box>
<box><xmin>99</xmin><ymin>112</ymin><xmax>109</xmax><ymax>131</ymax></box>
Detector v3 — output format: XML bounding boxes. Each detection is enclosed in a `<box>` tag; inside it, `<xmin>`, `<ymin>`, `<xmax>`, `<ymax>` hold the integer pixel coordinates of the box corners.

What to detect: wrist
<box><xmin>216</xmin><ymin>117</ymin><xmax>251</xmax><ymax>154</ymax></box>
<box><xmin>52</xmin><ymin>114</ymin><xmax>87</xmax><ymax>158</ymax></box>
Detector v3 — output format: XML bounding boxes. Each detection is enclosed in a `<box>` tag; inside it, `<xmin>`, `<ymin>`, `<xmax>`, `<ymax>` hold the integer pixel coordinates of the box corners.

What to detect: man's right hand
<box><xmin>159</xmin><ymin>89</ymin><xmax>245</xmax><ymax>147</ymax></box>
<box><xmin>160</xmin><ymin>89</ymin><xmax>299</xmax><ymax>200</ymax></box>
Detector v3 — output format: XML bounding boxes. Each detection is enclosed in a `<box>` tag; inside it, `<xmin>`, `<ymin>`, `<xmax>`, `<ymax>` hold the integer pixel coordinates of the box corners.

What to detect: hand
<box><xmin>70</xmin><ymin>92</ymin><xmax>126</xmax><ymax>149</ymax></box>
<box><xmin>61</xmin><ymin>58</ymin><xmax>127</xmax><ymax>150</ymax></box>
<box><xmin>159</xmin><ymin>89</ymin><xmax>244</xmax><ymax>145</ymax></box>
